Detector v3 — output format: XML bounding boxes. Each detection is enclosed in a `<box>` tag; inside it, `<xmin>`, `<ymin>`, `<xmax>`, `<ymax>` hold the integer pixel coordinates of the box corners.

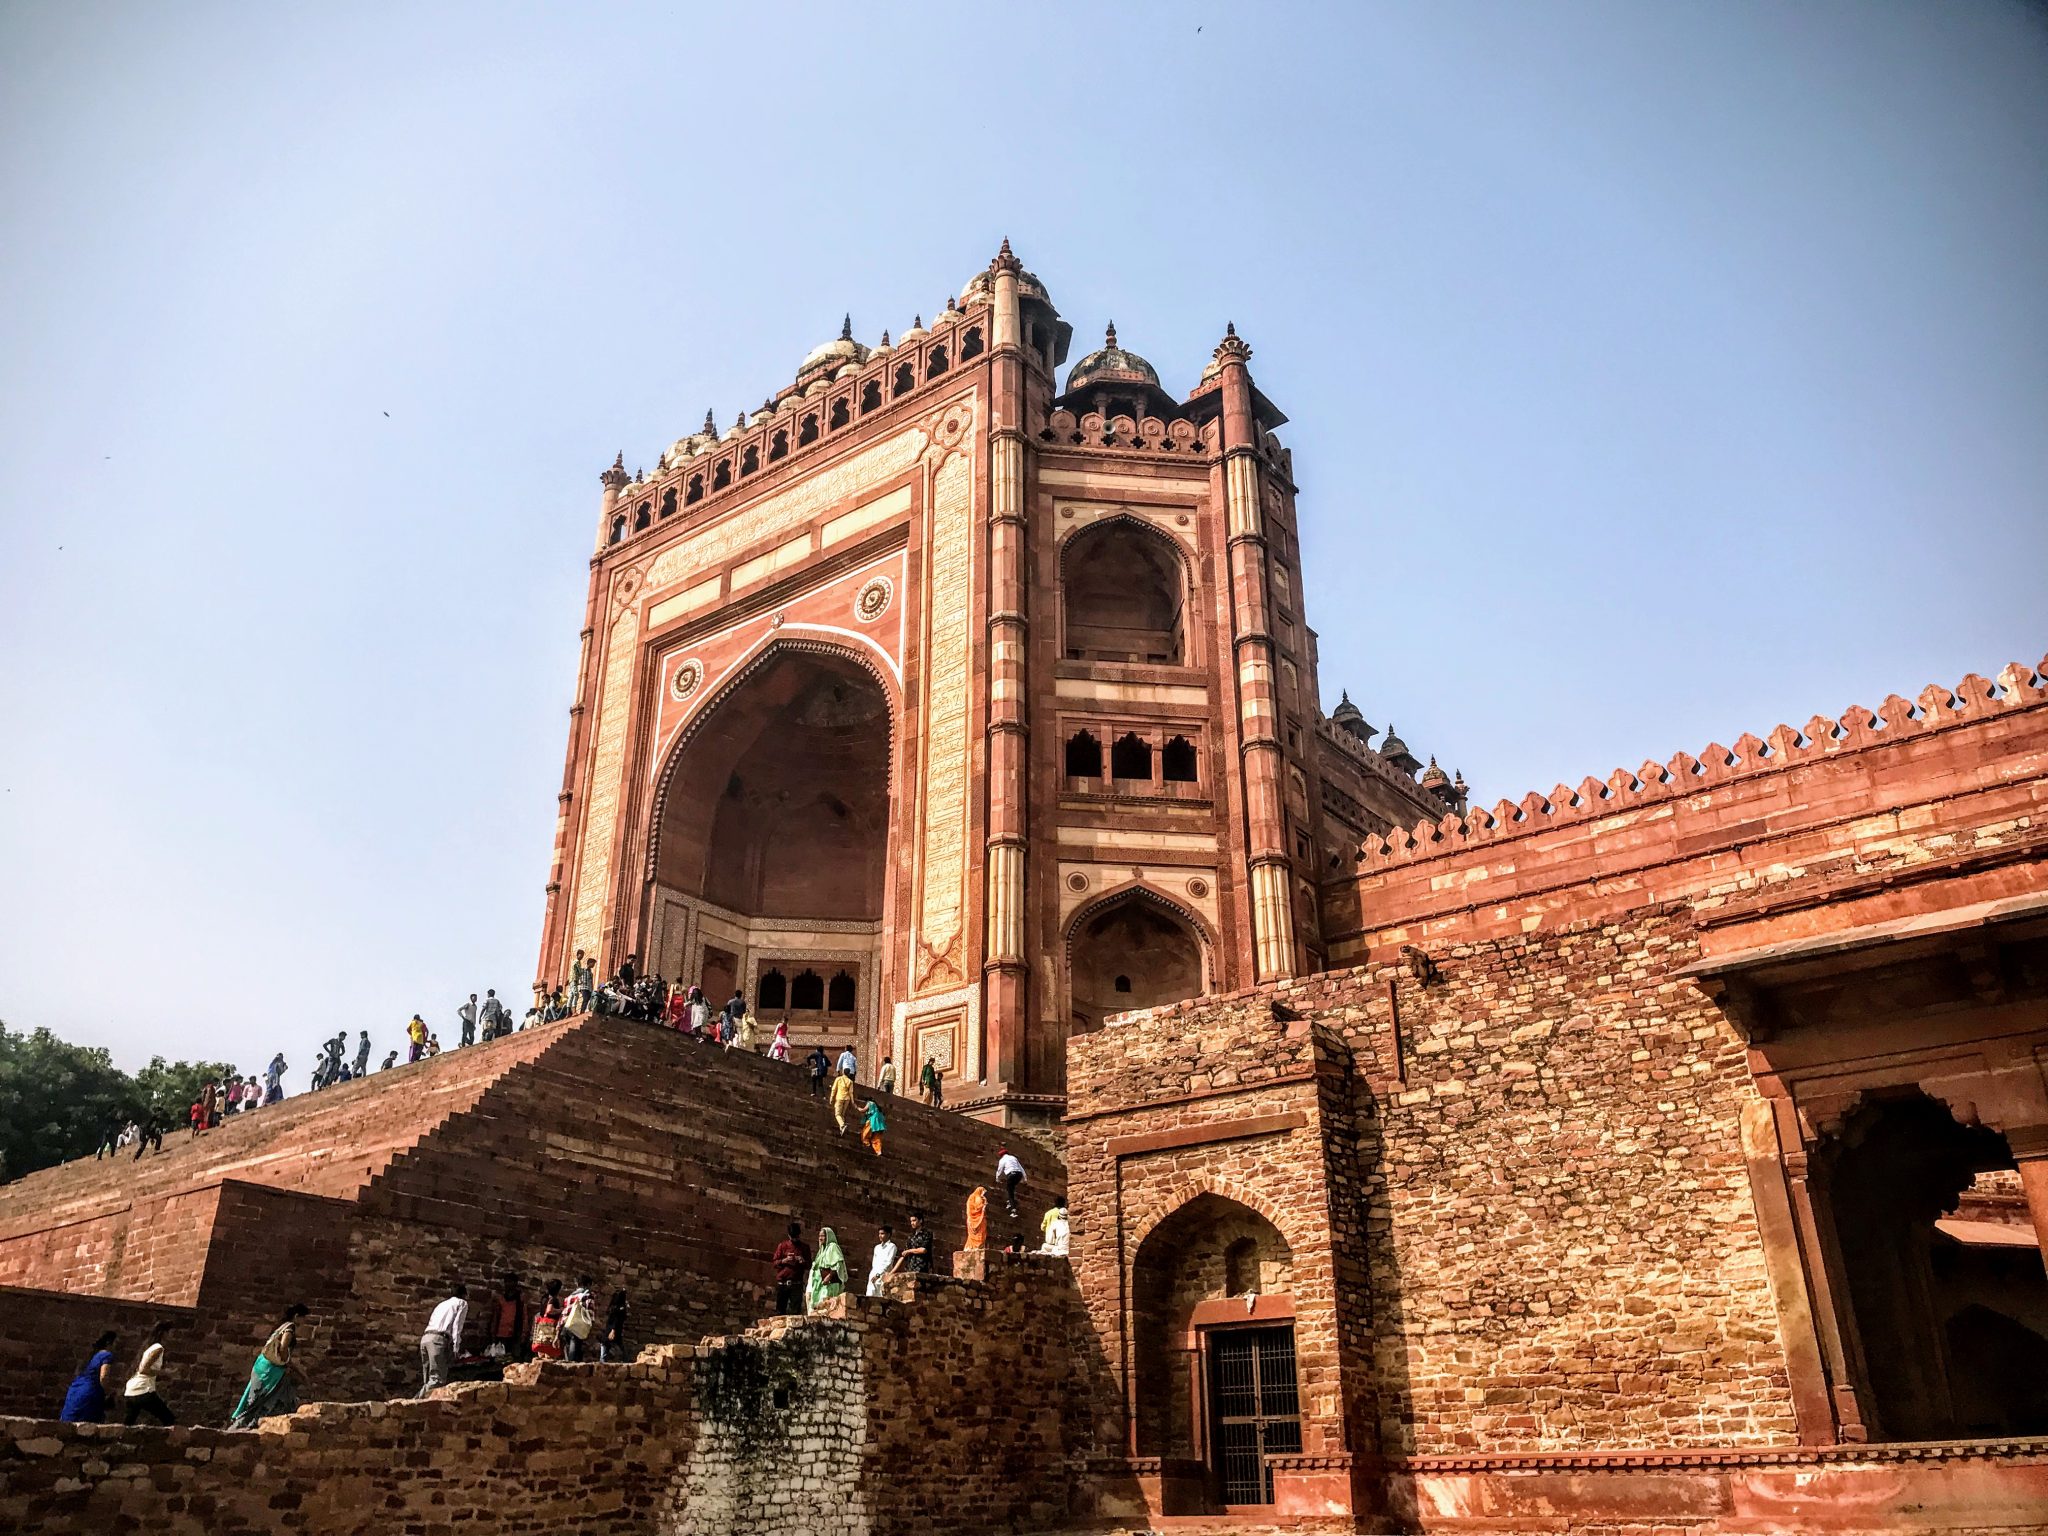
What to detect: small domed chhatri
<box><xmin>1054</xmin><ymin>321</ymin><xmax>1181</xmax><ymax>420</ymax></box>
<box><xmin>1066</xmin><ymin>322</ymin><xmax>1160</xmax><ymax>394</ymax></box>
<box><xmin>795</xmin><ymin>314</ymin><xmax>870</xmax><ymax>388</ymax></box>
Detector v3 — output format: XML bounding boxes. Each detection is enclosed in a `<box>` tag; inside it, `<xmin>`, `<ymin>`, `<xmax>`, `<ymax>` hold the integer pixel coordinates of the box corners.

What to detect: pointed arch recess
<box><xmin>641</xmin><ymin>634</ymin><xmax>901</xmax><ymax>884</ymax></box>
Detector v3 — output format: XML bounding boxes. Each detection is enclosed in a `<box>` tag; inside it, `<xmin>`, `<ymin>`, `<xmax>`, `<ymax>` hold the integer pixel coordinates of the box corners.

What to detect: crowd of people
<box><xmin>94</xmin><ymin>954</ymin><xmax>960</xmax><ymax>1168</ymax></box>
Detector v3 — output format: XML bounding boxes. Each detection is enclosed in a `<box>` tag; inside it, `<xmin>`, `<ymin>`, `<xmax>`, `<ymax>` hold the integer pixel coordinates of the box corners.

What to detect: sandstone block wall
<box><xmin>0</xmin><ymin>1352</ymin><xmax>696</xmax><ymax>1535</ymax></box>
<box><xmin>0</xmin><ymin>1258</ymin><xmax>1091</xmax><ymax>1536</ymax></box>
<box><xmin>1068</xmin><ymin>906</ymin><xmax>1805</xmax><ymax>1460</ymax></box>
<box><xmin>1323</xmin><ymin>659</ymin><xmax>2048</xmax><ymax>966</ymax></box>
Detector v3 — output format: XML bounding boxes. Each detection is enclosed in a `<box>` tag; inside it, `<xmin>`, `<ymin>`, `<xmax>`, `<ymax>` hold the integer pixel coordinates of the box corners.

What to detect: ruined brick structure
<box><xmin>536</xmin><ymin>245</ymin><xmax>1458</xmax><ymax>1124</ymax></box>
<box><xmin>1063</xmin><ymin>654</ymin><xmax>2048</xmax><ymax>1527</ymax></box>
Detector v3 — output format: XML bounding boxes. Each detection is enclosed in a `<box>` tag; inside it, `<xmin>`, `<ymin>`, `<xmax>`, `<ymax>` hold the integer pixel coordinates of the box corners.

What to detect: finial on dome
<box><xmin>880</xmin><ymin>329</ymin><xmax>891</xmax><ymax>347</ymax></box>
<box><xmin>914</xmin><ymin>315</ymin><xmax>924</xmax><ymax>329</ymax></box>
<box><xmin>992</xmin><ymin>236</ymin><xmax>1021</xmax><ymax>274</ymax></box>
<box><xmin>702</xmin><ymin>408</ymin><xmax>716</xmax><ymax>435</ymax></box>
<box><xmin>839</xmin><ymin>313</ymin><xmax>853</xmax><ymax>341</ymax></box>
<box><xmin>1104</xmin><ymin>320</ymin><xmax>1118</xmax><ymax>349</ymax></box>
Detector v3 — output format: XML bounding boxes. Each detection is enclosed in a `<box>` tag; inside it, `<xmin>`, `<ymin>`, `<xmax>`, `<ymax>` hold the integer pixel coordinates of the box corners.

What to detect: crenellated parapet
<box><xmin>1358</xmin><ymin>656</ymin><xmax>2048</xmax><ymax>870</ymax></box>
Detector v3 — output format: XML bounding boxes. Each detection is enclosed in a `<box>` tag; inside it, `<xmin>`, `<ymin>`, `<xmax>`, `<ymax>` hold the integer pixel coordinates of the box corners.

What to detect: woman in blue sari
<box><xmin>227</xmin><ymin>1304</ymin><xmax>308</xmax><ymax>1427</ymax></box>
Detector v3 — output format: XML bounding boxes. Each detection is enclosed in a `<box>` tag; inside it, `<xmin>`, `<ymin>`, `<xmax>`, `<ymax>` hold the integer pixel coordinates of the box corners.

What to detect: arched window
<box><xmin>769</xmin><ymin>428</ymin><xmax>789</xmax><ymax>462</ymax></box>
<box><xmin>660</xmin><ymin>487</ymin><xmax>677</xmax><ymax>520</ymax></box>
<box><xmin>1114</xmin><ymin>974</ymin><xmax>1132</xmax><ymax>993</ymax></box>
<box><xmin>757</xmin><ymin>969</ymin><xmax>787</xmax><ymax>1011</ymax></box>
<box><xmin>860</xmin><ymin>379</ymin><xmax>881</xmax><ymax>414</ymax></box>
<box><xmin>799</xmin><ymin>413</ymin><xmax>820</xmax><ymax>446</ymax></box>
<box><xmin>925</xmin><ymin>344</ymin><xmax>948</xmax><ymax>378</ymax></box>
<box><xmin>633</xmin><ymin>501</ymin><xmax>652</xmax><ymax>532</ymax></box>
<box><xmin>608</xmin><ymin>516</ymin><xmax>626</xmax><ymax>544</ymax></box>
<box><xmin>712</xmin><ymin>459</ymin><xmax>732</xmax><ymax>491</ymax></box>
<box><xmin>1062</xmin><ymin>519</ymin><xmax>1188</xmax><ymax>664</ymax></box>
<box><xmin>1065</xmin><ymin>729</ymin><xmax>1103</xmax><ymax>779</ymax></box>
<box><xmin>1111</xmin><ymin>733</ymin><xmax>1152</xmax><ymax>782</ymax></box>
<box><xmin>828</xmin><ymin>397</ymin><xmax>850</xmax><ymax>430</ymax></box>
<box><xmin>893</xmin><ymin>363</ymin><xmax>914</xmax><ymax>398</ymax></box>
<box><xmin>1162</xmin><ymin>736</ymin><xmax>1198</xmax><ymax>783</ymax></box>
<box><xmin>686</xmin><ymin>474</ymin><xmax>704</xmax><ymax>505</ymax></box>
<box><xmin>740</xmin><ymin>444</ymin><xmax>760</xmax><ymax>476</ymax></box>
<box><xmin>827</xmin><ymin>971</ymin><xmax>856</xmax><ymax>1013</ymax></box>
<box><xmin>790</xmin><ymin>969</ymin><xmax>824</xmax><ymax>1011</ymax></box>
<box><xmin>960</xmin><ymin>326</ymin><xmax>984</xmax><ymax>361</ymax></box>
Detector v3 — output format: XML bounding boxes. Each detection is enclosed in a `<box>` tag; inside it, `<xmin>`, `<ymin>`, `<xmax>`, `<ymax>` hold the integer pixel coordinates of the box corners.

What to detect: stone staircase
<box><xmin>0</xmin><ymin>1023</ymin><xmax>562</xmax><ymax>1241</ymax></box>
<box><xmin>367</xmin><ymin>1016</ymin><xmax>1066</xmax><ymax>1268</ymax></box>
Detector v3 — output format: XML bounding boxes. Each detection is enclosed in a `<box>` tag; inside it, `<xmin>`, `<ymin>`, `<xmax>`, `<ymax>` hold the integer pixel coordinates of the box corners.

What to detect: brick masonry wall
<box><xmin>0</xmin><ymin>1260</ymin><xmax>1092</xmax><ymax>1536</ymax></box>
<box><xmin>1068</xmin><ymin>909</ymin><xmax>1805</xmax><ymax>1461</ymax></box>
<box><xmin>0</xmin><ymin>1353</ymin><xmax>696</xmax><ymax>1535</ymax></box>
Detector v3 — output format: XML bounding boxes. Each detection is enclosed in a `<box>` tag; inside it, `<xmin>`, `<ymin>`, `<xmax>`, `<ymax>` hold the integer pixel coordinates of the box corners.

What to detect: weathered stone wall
<box><xmin>1068</xmin><ymin>910</ymin><xmax>1804</xmax><ymax>1461</ymax></box>
<box><xmin>0</xmin><ymin>1258</ymin><xmax>1094</xmax><ymax>1536</ymax></box>
<box><xmin>0</xmin><ymin>1351</ymin><xmax>697</xmax><ymax>1534</ymax></box>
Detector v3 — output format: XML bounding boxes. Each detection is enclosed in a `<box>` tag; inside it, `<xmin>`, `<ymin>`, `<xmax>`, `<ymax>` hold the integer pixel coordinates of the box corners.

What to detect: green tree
<box><xmin>132</xmin><ymin>1054</ymin><xmax>237</xmax><ymax>1129</ymax></box>
<box><xmin>0</xmin><ymin>1020</ymin><xmax>133</xmax><ymax>1182</ymax></box>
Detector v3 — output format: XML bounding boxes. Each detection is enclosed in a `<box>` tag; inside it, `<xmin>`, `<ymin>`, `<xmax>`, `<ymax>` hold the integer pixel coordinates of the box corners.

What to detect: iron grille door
<box><xmin>1207</xmin><ymin>1325</ymin><xmax>1302</xmax><ymax>1505</ymax></box>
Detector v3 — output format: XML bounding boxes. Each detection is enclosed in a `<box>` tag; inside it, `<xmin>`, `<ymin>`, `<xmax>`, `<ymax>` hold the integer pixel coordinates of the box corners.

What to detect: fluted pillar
<box><xmin>1214</xmin><ymin>326</ymin><xmax>1296</xmax><ymax>982</ymax></box>
<box><xmin>982</xmin><ymin>241</ymin><xmax>1032</xmax><ymax>1085</ymax></box>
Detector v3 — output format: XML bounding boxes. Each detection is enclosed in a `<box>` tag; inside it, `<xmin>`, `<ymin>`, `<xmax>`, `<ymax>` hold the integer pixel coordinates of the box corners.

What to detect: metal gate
<box><xmin>1206</xmin><ymin>1324</ymin><xmax>1303</xmax><ymax>1505</ymax></box>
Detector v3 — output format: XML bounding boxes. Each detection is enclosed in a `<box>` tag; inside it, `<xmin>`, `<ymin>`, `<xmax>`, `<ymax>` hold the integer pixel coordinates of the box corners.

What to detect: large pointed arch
<box><xmin>642</xmin><ymin>635</ymin><xmax>901</xmax><ymax>885</ymax></box>
<box><xmin>1061</xmin><ymin>880</ymin><xmax>1213</xmax><ymax>1034</ymax></box>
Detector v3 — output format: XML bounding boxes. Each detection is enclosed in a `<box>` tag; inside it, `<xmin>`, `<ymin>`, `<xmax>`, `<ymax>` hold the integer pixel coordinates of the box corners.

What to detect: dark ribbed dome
<box><xmin>1065</xmin><ymin>322</ymin><xmax>1160</xmax><ymax>394</ymax></box>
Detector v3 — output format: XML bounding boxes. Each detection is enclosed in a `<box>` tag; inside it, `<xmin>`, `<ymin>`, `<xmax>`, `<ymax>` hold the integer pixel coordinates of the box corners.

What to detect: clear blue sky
<box><xmin>2</xmin><ymin>2</ymin><xmax>2042</xmax><ymax>1076</ymax></box>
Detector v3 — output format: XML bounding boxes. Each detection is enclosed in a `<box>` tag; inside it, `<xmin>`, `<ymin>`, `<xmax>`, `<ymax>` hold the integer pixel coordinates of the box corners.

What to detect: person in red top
<box><xmin>487</xmin><ymin>1275</ymin><xmax>528</xmax><ymax>1361</ymax></box>
<box><xmin>771</xmin><ymin>1221</ymin><xmax>811</xmax><ymax>1316</ymax></box>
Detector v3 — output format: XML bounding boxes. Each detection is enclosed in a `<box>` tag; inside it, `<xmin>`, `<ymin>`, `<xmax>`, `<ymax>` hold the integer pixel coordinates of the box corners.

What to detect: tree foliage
<box><xmin>0</xmin><ymin>1019</ymin><xmax>233</xmax><ymax>1184</ymax></box>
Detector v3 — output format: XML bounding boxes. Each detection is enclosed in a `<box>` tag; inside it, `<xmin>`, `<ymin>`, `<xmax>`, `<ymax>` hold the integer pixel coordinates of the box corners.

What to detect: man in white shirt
<box><xmin>836</xmin><ymin>1044</ymin><xmax>858</xmax><ymax>1082</ymax></box>
<box><xmin>417</xmin><ymin>1289</ymin><xmax>469</xmax><ymax>1397</ymax></box>
<box><xmin>866</xmin><ymin>1224</ymin><xmax>900</xmax><ymax>1296</ymax></box>
<box><xmin>996</xmin><ymin>1147</ymin><xmax>1027</xmax><ymax>1218</ymax></box>
<box><xmin>458</xmin><ymin>994</ymin><xmax>479</xmax><ymax>1047</ymax></box>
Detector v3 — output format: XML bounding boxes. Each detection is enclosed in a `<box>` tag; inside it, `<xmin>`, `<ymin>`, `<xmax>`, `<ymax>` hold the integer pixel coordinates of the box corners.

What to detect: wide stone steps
<box><xmin>0</xmin><ymin>1025</ymin><xmax>563</xmax><ymax>1232</ymax></box>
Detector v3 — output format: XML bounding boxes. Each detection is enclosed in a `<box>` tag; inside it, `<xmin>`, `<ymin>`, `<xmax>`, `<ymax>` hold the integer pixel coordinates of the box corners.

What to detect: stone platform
<box><xmin>0</xmin><ymin>1013</ymin><xmax>1063</xmax><ymax>1417</ymax></box>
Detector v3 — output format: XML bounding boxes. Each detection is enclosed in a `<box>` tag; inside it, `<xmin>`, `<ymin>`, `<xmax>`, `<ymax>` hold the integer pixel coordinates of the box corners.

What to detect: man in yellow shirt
<box><xmin>829</xmin><ymin>1068</ymin><xmax>856</xmax><ymax>1135</ymax></box>
<box><xmin>406</xmin><ymin>1014</ymin><xmax>428</xmax><ymax>1063</ymax></box>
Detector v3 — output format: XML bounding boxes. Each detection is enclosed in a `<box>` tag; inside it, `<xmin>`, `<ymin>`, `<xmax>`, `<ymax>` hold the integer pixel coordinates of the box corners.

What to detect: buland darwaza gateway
<box><xmin>4</xmin><ymin>242</ymin><xmax>2046</xmax><ymax>1534</ymax></box>
<box><xmin>536</xmin><ymin>241</ymin><xmax>1463</xmax><ymax>1123</ymax></box>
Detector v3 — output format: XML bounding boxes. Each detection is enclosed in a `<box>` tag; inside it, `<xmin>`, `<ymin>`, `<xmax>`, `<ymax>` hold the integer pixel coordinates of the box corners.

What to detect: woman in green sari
<box><xmin>805</xmin><ymin>1228</ymin><xmax>847</xmax><ymax>1314</ymax></box>
<box><xmin>227</xmin><ymin>1304</ymin><xmax>309</xmax><ymax>1427</ymax></box>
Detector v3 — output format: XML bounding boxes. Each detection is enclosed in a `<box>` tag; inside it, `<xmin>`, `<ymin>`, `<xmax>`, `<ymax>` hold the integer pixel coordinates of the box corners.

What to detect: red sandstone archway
<box><xmin>1129</xmin><ymin>1193</ymin><xmax>1299</xmax><ymax>1507</ymax></box>
<box><xmin>644</xmin><ymin>643</ymin><xmax>898</xmax><ymax>1040</ymax></box>
<box><xmin>1063</xmin><ymin>884</ymin><xmax>1210</xmax><ymax>1035</ymax></box>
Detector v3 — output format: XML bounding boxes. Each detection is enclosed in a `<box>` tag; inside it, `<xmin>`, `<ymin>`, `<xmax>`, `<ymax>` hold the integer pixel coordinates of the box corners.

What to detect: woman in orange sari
<box><xmin>965</xmin><ymin>1185</ymin><xmax>989</xmax><ymax>1251</ymax></box>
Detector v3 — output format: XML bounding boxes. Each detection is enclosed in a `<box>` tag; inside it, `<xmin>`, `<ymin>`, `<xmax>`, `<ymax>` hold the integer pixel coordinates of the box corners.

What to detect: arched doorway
<box><xmin>651</xmin><ymin>647</ymin><xmax>892</xmax><ymax>1047</ymax></box>
<box><xmin>1815</xmin><ymin>1090</ymin><xmax>2048</xmax><ymax>1439</ymax></box>
<box><xmin>1068</xmin><ymin>890</ymin><xmax>1205</xmax><ymax>1034</ymax></box>
<box><xmin>1131</xmin><ymin>1194</ymin><xmax>1299</xmax><ymax>1509</ymax></box>
<box><xmin>1061</xmin><ymin>518</ymin><xmax>1188</xmax><ymax>664</ymax></box>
